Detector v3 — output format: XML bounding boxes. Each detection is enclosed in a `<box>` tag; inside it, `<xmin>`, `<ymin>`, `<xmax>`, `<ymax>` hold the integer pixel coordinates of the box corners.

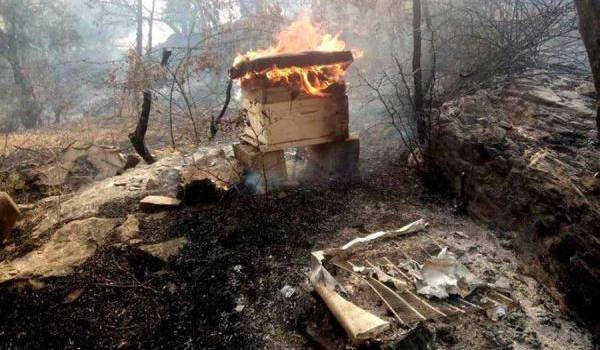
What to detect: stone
<box><xmin>145</xmin><ymin>178</ymin><xmax>159</xmax><ymax>190</ymax></box>
<box><xmin>37</xmin><ymin>143</ymin><xmax>127</xmax><ymax>187</ymax></box>
<box><xmin>0</xmin><ymin>217</ymin><xmax>119</xmax><ymax>283</ymax></box>
<box><xmin>117</xmin><ymin>215</ymin><xmax>140</xmax><ymax>242</ymax></box>
<box><xmin>432</xmin><ymin>71</ymin><xmax>600</xmax><ymax>329</ymax></box>
<box><xmin>139</xmin><ymin>237</ymin><xmax>189</xmax><ymax>262</ymax></box>
<box><xmin>122</xmin><ymin>154</ymin><xmax>141</xmax><ymax>172</ymax></box>
<box><xmin>139</xmin><ymin>195</ymin><xmax>181</xmax><ymax>211</ymax></box>
<box><xmin>305</xmin><ymin>135</ymin><xmax>360</xmax><ymax>176</ymax></box>
<box><xmin>0</xmin><ymin>192</ymin><xmax>21</xmax><ymax>243</ymax></box>
<box><xmin>182</xmin><ymin>148</ymin><xmax>241</xmax><ymax>204</ymax></box>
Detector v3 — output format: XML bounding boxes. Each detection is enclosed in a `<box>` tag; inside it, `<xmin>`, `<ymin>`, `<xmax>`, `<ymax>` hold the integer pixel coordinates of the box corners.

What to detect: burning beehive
<box><xmin>231</xmin><ymin>16</ymin><xmax>359</xmax><ymax>181</ymax></box>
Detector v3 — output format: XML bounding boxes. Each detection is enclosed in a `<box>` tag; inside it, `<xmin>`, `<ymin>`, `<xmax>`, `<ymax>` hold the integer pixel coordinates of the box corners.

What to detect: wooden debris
<box><xmin>139</xmin><ymin>195</ymin><xmax>181</xmax><ymax>211</ymax></box>
<box><xmin>313</xmin><ymin>283</ymin><xmax>390</xmax><ymax>342</ymax></box>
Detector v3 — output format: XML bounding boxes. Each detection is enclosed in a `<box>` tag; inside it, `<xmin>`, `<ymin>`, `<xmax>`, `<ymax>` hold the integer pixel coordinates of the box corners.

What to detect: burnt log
<box><xmin>229</xmin><ymin>50</ymin><xmax>354</xmax><ymax>79</ymax></box>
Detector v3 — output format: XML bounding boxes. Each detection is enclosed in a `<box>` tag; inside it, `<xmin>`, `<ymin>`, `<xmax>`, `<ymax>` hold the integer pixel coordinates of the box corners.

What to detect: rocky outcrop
<box><xmin>0</xmin><ymin>217</ymin><xmax>119</xmax><ymax>283</ymax></box>
<box><xmin>432</xmin><ymin>71</ymin><xmax>599</xmax><ymax>331</ymax></box>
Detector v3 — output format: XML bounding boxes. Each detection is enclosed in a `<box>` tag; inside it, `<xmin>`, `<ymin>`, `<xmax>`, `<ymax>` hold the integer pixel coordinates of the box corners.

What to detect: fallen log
<box><xmin>229</xmin><ymin>50</ymin><xmax>354</xmax><ymax>79</ymax></box>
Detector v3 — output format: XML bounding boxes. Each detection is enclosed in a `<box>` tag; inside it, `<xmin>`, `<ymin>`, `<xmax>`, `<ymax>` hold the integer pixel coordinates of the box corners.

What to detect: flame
<box><xmin>235</xmin><ymin>14</ymin><xmax>351</xmax><ymax>96</ymax></box>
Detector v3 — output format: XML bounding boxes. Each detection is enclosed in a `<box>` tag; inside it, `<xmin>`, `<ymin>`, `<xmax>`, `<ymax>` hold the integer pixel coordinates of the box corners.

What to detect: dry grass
<box><xmin>1</xmin><ymin>119</ymin><xmax>132</xmax><ymax>157</ymax></box>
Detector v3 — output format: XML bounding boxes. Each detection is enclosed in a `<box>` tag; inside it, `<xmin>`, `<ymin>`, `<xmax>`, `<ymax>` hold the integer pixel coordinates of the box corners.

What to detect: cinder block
<box><xmin>305</xmin><ymin>135</ymin><xmax>360</xmax><ymax>176</ymax></box>
<box><xmin>233</xmin><ymin>142</ymin><xmax>288</xmax><ymax>182</ymax></box>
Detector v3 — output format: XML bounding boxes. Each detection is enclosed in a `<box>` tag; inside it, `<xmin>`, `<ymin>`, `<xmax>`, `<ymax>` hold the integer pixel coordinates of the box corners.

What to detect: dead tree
<box><xmin>412</xmin><ymin>0</ymin><xmax>425</xmax><ymax>143</ymax></box>
<box><xmin>574</xmin><ymin>0</ymin><xmax>600</xmax><ymax>141</ymax></box>
<box><xmin>129</xmin><ymin>49</ymin><xmax>172</xmax><ymax>164</ymax></box>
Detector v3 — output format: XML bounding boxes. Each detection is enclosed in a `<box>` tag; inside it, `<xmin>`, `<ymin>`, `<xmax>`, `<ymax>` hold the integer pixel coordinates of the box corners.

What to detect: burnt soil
<box><xmin>0</xmin><ymin>138</ymin><xmax>595</xmax><ymax>349</ymax></box>
<box><xmin>0</xmin><ymin>149</ymin><xmax>415</xmax><ymax>349</ymax></box>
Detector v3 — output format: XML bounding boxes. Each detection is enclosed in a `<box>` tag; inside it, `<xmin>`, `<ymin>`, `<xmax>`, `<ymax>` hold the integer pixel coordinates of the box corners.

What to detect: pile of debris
<box><xmin>310</xmin><ymin>219</ymin><xmax>517</xmax><ymax>345</ymax></box>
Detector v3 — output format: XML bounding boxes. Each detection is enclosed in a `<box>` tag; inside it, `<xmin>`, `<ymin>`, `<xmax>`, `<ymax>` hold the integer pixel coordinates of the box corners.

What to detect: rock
<box><xmin>117</xmin><ymin>215</ymin><xmax>140</xmax><ymax>243</ymax></box>
<box><xmin>139</xmin><ymin>196</ymin><xmax>181</xmax><ymax>211</ymax></box>
<box><xmin>182</xmin><ymin>146</ymin><xmax>241</xmax><ymax>204</ymax></box>
<box><xmin>145</xmin><ymin>178</ymin><xmax>159</xmax><ymax>190</ymax></box>
<box><xmin>0</xmin><ymin>192</ymin><xmax>20</xmax><ymax>243</ymax></box>
<box><xmin>0</xmin><ymin>217</ymin><xmax>119</xmax><ymax>283</ymax></box>
<box><xmin>139</xmin><ymin>237</ymin><xmax>189</xmax><ymax>262</ymax></box>
<box><xmin>65</xmin><ymin>288</ymin><xmax>84</xmax><ymax>303</ymax></box>
<box><xmin>432</xmin><ymin>71</ymin><xmax>600</xmax><ymax>329</ymax></box>
<box><xmin>32</xmin><ymin>155</ymin><xmax>182</xmax><ymax>238</ymax></box>
<box><xmin>37</xmin><ymin>143</ymin><xmax>127</xmax><ymax>187</ymax></box>
<box><xmin>122</xmin><ymin>154</ymin><xmax>141</xmax><ymax>172</ymax></box>
<box><xmin>128</xmin><ymin>238</ymin><xmax>143</xmax><ymax>245</ymax></box>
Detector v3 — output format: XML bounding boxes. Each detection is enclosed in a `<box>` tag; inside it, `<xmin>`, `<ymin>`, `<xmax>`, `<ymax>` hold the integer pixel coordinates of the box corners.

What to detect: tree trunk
<box><xmin>129</xmin><ymin>91</ymin><xmax>155</xmax><ymax>164</ymax></box>
<box><xmin>128</xmin><ymin>49</ymin><xmax>172</xmax><ymax>164</ymax></box>
<box><xmin>412</xmin><ymin>0</ymin><xmax>425</xmax><ymax>143</ymax></box>
<box><xmin>574</xmin><ymin>0</ymin><xmax>600</xmax><ymax>141</ymax></box>
<box><xmin>146</xmin><ymin>0</ymin><xmax>155</xmax><ymax>57</ymax></box>
<box><xmin>9</xmin><ymin>57</ymin><xmax>40</xmax><ymax>129</ymax></box>
<box><xmin>54</xmin><ymin>108</ymin><xmax>62</xmax><ymax>125</ymax></box>
<box><xmin>136</xmin><ymin>0</ymin><xmax>143</xmax><ymax>57</ymax></box>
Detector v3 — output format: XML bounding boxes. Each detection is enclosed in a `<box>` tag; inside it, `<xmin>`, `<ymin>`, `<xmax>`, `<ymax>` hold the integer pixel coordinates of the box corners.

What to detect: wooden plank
<box><xmin>230</xmin><ymin>50</ymin><xmax>354</xmax><ymax>79</ymax></box>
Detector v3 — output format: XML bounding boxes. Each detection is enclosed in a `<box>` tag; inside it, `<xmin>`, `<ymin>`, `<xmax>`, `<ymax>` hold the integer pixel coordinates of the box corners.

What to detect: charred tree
<box><xmin>412</xmin><ymin>0</ymin><xmax>425</xmax><ymax>143</ymax></box>
<box><xmin>129</xmin><ymin>49</ymin><xmax>172</xmax><ymax>164</ymax></box>
<box><xmin>574</xmin><ymin>0</ymin><xmax>600</xmax><ymax>142</ymax></box>
<box><xmin>210</xmin><ymin>78</ymin><xmax>233</xmax><ymax>139</ymax></box>
<box><xmin>130</xmin><ymin>91</ymin><xmax>154</xmax><ymax>164</ymax></box>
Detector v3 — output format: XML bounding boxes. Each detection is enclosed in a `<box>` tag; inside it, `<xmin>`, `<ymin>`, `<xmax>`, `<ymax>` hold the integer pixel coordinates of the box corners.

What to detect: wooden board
<box><xmin>230</xmin><ymin>50</ymin><xmax>354</xmax><ymax>79</ymax></box>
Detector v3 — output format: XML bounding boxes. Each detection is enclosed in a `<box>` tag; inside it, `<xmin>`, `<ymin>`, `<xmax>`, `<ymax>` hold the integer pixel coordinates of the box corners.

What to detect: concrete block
<box><xmin>305</xmin><ymin>135</ymin><xmax>360</xmax><ymax>176</ymax></box>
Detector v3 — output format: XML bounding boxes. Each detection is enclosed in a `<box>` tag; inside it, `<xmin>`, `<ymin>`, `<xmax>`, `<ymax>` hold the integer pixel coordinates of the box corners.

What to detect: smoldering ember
<box><xmin>0</xmin><ymin>1</ymin><xmax>599</xmax><ymax>349</ymax></box>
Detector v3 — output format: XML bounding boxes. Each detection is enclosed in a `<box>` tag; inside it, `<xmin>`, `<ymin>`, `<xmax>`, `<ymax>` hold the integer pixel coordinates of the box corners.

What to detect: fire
<box><xmin>235</xmin><ymin>15</ymin><xmax>352</xmax><ymax>96</ymax></box>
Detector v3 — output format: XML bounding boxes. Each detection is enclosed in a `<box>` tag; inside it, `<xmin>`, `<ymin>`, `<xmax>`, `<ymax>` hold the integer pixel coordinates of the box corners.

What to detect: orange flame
<box><xmin>235</xmin><ymin>15</ymin><xmax>351</xmax><ymax>96</ymax></box>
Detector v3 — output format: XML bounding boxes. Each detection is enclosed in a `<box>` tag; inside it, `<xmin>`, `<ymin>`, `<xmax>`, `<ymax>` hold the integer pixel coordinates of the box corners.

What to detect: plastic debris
<box><xmin>280</xmin><ymin>285</ymin><xmax>296</xmax><ymax>298</ymax></box>
<box><xmin>416</xmin><ymin>247</ymin><xmax>483</xmax><ymax>299</ymax></box>
<box><xmin>486</xmin><ymin>304</ymin><xmax>507</xmax><ymax>321</ymax></box>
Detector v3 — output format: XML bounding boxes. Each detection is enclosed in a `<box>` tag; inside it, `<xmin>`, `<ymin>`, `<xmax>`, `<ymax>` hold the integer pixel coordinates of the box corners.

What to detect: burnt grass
<box><xmin>0</xmin><ymin>161</ymin><xmax>432</xmax><ymax>349</ymax></box>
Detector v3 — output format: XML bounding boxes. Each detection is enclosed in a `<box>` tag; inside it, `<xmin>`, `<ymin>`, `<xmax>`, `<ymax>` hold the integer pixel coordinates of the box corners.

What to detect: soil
<box><xmin>0</xmin><ymin>133</ymin><xmax>594</xmax><ymax>349</ymax></box>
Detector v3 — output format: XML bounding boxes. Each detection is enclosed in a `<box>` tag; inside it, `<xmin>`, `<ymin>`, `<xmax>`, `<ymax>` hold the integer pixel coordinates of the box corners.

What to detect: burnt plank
<box><xmin>230</xmin><ymin>50</ymin><xmax>354</xmax><ymax>79</ymax></box>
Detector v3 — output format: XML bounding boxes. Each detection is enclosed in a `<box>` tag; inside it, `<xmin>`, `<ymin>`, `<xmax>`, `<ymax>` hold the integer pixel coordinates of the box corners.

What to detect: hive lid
<box><xmin>230</xmin><ymin>50</ymin><xmax>354</xmax><ymax>79</ymax></box>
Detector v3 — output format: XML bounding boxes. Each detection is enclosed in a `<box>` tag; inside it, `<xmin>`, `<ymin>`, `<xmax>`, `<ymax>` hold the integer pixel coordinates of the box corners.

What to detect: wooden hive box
<box><xmin>241</xmin><ymin>84</ymin><xmax>349</xmax><ymax>151</ymax></box>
